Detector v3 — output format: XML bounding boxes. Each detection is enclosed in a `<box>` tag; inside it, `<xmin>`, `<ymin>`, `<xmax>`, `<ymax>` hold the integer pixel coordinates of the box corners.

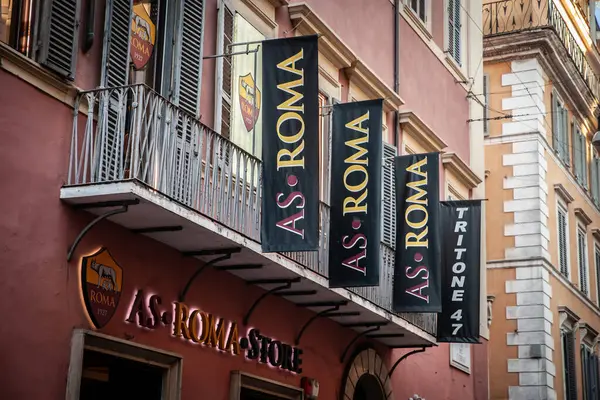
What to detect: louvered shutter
<box><xmin>558</xmin><ymin>207</ymin><xmax>568</xmax><ymax>277</ymax></box>
<box><xmin>579</xmin><ymin>228</ymin><xmax>588</xmax><ymax>294</ymax></box>
<box><xmin>552</xmin><ymin>94</ymin><xmax>560</xmax><ymax>152</ymax></box>
<box><xmin>38</xmin><ymin>0</ymin><xmax>81</xmax><ymax>79</ymax></box>
<box><xmin>582</xmin><ymin>346</ymin><xmax>589</xmax><ymax>400</ymax></box>
<box><xmin>173</xmin><ymin>0</ymin><xmax>205</xmax><ymax>118</ymax></box>
<box><xmin>451</xmin><ymin>0</ymin><xmax>461</xmax><ymax>64</ymax></box>
<box><xmin>168</xmin><ymin>0</ymin><xmax>206</xmax><ymax>206</ymax></box>
<box><xmin>565</xmin><ymin>331</ymin><xmax>578</xmax><ymax>400</ymax></box>
<box><xmin>95</xmin><ymin>0</ymin><xmax>133</xmax><ymax>182</ymax></box>
<box><xmin>382</xmin><ymin>142</ymin><xmax>397</xmax><ymax>248</ymax></box>
<box><xmin>592</xmin><ymin>156</ymin><xmax>600</xmax><ymax>205</ymax></box>
<box><xmin>581</xmin><ymin>132</ymin><xmax>589</xmax><ymax>188</ymax></box>
<box><xmin>483</xmin><ymin>74</ymin><xmax>489</xmax><ymax>135</ymax></box>
<box><xmin>574</xmin><ymin>123</ymin><xmax>582</xmax><ymax>181</ymax></box>
<box><xmin>596</xmin><ymin>248</ymin><xmax>600</xmax><ymax>304</ymax></box>
<box><xmin>563</xmin><ymin>107</ymin><xmax>571</xmax><ymax>166</ymax></box>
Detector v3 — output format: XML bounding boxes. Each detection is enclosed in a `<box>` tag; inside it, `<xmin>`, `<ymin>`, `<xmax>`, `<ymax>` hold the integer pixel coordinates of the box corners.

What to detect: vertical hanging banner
<box><xmin>393</xmin><ymin>153</ymin><xmax>441</xmax><ymax>312</ymax></box>
<box><xmin>437</xmin><ymin>200</ymin><xmax>482</xmax><ymax>343</ymax></box>
<box><xmin>329</xmin><ymin>100</ymin><xmax>383</xmax><ymax>288</ymax></box>
<box><xmin>261</xmin><ymin>35</ymin><xmax>320</xmax><ymax>252</ymax></box>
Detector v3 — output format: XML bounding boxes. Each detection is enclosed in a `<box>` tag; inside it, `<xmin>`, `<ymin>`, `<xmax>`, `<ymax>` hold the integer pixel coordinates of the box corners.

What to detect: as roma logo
<box><xmin>81</xmin><ymin>248</ymin><xmax>123</xmax><ymax>329</ymax></box>
<box><xmin>130</xmin><ymin>4</ymin><xmax>156</xmax><ymax>70</ymax></box>
<box><xmin>238</xmin><ymin>73</ymin><xmax>262</xmax><ymax>132</ymax></box>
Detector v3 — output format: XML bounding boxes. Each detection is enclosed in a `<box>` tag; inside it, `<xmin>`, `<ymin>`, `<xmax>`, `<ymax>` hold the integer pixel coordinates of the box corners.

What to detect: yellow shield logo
<box><xmin>238</xmin><ymin>73</ymin><xmax>261</xmax><ymax>132</ymax></box>
<box><xmin>81</xmin><ymin>248</ymin><xmax>124</xmax><ymax>329</ymax></box>
<box><xmin>130</xmin><ymin>4</ymin><xmax>156</xmax><ymax>70</ymax></box>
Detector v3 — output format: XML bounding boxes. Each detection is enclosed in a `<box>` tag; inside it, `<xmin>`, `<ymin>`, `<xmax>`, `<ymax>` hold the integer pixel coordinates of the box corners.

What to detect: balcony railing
<box><xmin>68</xmin><ymin>84</ymin><xmax>436</xmax><ymax>335</ymax></box>
<box><xmin>483</xmin><ymin>0</ymin><xmax>600</xmax><ymax>101</ymax></box>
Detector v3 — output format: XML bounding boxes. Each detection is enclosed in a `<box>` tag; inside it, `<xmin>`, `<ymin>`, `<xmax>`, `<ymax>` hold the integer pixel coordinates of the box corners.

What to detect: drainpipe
<box><xmin>394</xmin><ymin>0</ymin><xmax>400</xmax><ymax>148</ymax></box>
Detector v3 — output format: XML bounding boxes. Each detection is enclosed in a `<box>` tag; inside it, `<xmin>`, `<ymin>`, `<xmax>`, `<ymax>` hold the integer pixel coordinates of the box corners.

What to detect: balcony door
<box><xmin>96</xmin><ymin>0</ymin><xmax>206</xmax><ymax>207</ymax></box>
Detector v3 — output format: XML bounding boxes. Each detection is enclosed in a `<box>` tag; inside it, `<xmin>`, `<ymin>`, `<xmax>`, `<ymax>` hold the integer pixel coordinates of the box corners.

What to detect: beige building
<box><xmin>483</xmin><ymin>0</ymin><xmax>600</xmax><ymax>399</ymax></box>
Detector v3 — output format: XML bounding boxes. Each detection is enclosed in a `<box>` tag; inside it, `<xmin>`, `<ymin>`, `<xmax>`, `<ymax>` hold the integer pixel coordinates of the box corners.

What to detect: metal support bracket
<box><xmin>178</xmin><ymin>248</ymin><xmax>241</xmax><ymax>302</ymax></box>
<box><xmin>243</xmin><ymin>278</ymin><xmax>301</xmax><ymax>326</ymax></box>
<box><xmin>340</xmin><ymin>325</ymin><xmax>381</xmax><ymax>364</ymax></box>
<box><xmin>66</xmin><ymin>200</ymin><xmax>139</xmax><ymax>262</ymax></box>
<box><xmin>295</xmin><ymin>305</ymin><xmax>340</xmax><ymax>346</ymax></box>
<box><xmin>387</xmin><ymin>347</ymin><xmax>427</xmax><ymax>378</ymax></box>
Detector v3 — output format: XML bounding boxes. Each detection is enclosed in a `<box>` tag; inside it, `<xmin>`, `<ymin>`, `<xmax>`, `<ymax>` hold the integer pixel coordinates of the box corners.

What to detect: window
<box><xmin>483</xmin><ymin>74</ymin><xmax>490</xmax><ymax>136</ymax></box>
<box><xmin>408</xmin><ymin>0</ymin><xmax>426</xmax><ymax>22</ymax></box>
<box><xmin>231</xmin><ymin>371</ymin><xmax>303</xmax><ymax>400</ymax></box>
<box><xmin>447</xmin><ymin>0</ymin><xmax>461</xmax><ymax>65</ymax></box>
<box><xmin>0</xmin><ymin>0</ymin><xmax>80</xmax><ymax>79</ymax></box>
<box><xmin>381</xmin><ymin>142</ymin><xmax>397</xmax><ymax>248</ymax></box>
<box><xmin>552</xmin><ymin>92</ymin><xmax>570</xmax><ymax>166</ymax></box>
<box><xmin>581</xmin><ymin>345</ymin><xmax>599</xmax><ymax>400</ymax></box>
<box><xmin>572</xmin><ymin>122</ymin><xmax>589</xmax><ymax>188</ymax></box>
<box><xmin>557</xmin><ymin>203</ymin><xmax>570</xmax><ymax>278</ymax></box>
<box><xmin>562</xmin><ymin>330</ymin><xmax>578</xmax><ymax>400</ymax></box>
<box><xmin>577</xmin><ymin>225</ymin><xmax>589</xmax><ymax>295</ymax></box>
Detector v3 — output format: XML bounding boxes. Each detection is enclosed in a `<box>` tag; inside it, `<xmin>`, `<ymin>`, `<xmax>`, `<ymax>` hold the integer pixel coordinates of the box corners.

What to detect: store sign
<box><xmin>80</xmin><ymin>248</ymin><xmax>124</xmax><ymax>329</ymax></box>
<box><xmin>393</xmin><ymin>153</ymin><xmax>441</xmax><ymax>313</ymax></box>
<box><xmin>126</xmin><ymin>289</ymin><xmax>303</xmax><ymax>373</ymax></box>
<box><xmin>130</xmin><ymin>4</ymin><xmax>156</xmax><ymax>70</ymax></box>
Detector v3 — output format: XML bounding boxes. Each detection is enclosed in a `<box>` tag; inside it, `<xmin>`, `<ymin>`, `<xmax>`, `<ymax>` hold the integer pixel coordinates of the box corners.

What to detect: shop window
<box><xmin>65</xmin><ymin>330</ymin><xmax>182</xmax><ymax>400</ymax></box>
<box><xmin>1</xmin><ymin>0</ymin><xmax>80</xmax><ymax>79</ymax></box>
<box><xmin>230</xmin><ymin>371</ymin><xmax>303</xmax><ymax>400</ymax></box>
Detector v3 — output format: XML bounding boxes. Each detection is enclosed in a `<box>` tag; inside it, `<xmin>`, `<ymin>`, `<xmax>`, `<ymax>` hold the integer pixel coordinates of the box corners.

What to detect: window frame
<box><xmin>557</xmin><ymin>200</ymin><xmax>571</xmax><ymax>279</ymax></box>
<box><xmin>552</xmin><ymin>89</ymin><xmax>571</xmax><ymax>166</ymax></box>
<box><xmin>65</xmin><ymin>329</ymin><xmax>183</xmax><ymax>400</ymax></box>
<box><xmin>595</xmin><ymin>243</ymin><xmax>600</xmax><ymax>305</ymax></box>
<box><xmin>229</xmin><ymin>371</ymin><xmax>303</xmax><ymax>400</ymax></box>
<box><xmin>445</xmin><ymin>0</ymin><xmax>462</xmax><ymax>65</ymax></box>
<box><xmin>577</xmin><ymin>223</ymin><xmax>590</xmax><ymax>295</ymax></box>
<box><xmin>405</xmin><ymin>0</ymin><xmax>431</xmax><ymax>30</ymax></box>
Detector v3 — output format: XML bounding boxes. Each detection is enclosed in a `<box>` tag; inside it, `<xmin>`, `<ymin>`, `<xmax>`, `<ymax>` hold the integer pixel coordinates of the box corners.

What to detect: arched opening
<box><xmin>352</xmin><ymin>373</ymin><xmax>386</xmax><ymax>400</ymax></box>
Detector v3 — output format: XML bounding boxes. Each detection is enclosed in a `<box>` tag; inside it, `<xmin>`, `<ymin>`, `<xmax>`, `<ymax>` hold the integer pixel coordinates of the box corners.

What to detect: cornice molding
<box><xmin>579</xmin><ymin>322</ymin><xmax>600</xmax><ymax>347</ymax></box>
<box><xmin>575</xmin><ymin>207</ymin><xmax>593</xmax><ymax>226</ymax></box>
<box><xmin>558</xmin><ymin>305</ymin><xmax>581</xmax><ymax>329</ymax></box>
<box><xmin>399</xmin><ymin>110</ymin><xmax>448</xmax><ymax>153</ymax></box>
<box><xmin>266</xmin><ymin>0</ymin><xmax>288</xmax><ymax>6</ymax></box>
<box><xmin>241</xmin><ymin>0</ymin><xmax>278</xmax><ymax>29</ymax></box>
<box><xmin>442</xmin><ymin>152</ymin><xmax>482</xmax><ymax>190</ymax></box>
<box><xmin>288</xmin><ymin>2</ymin><xmax>403</xmax><ymax>112</ymax></box>
<box><xmin>554</xmin><ymin>183</ymin><xmax>575</xmax><ymax>204</ymax></box>
<box><xmin>592</xmin><ymin>228</ymin><xmax>600</xmax><ymax>242</ymax></box>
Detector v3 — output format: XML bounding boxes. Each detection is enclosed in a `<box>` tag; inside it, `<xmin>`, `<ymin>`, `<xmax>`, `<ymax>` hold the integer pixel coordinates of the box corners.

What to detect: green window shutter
<box><xmin>38</xmin><ymin>0</ymin><xmax>81</xmax><ymax>79</ymax></box>
<box><xmin>591</xmin><ymin>157</ymin><xmax>599</xmax><ymax>204</ymax></box>
<box><xmin>562</xmin><ymin>108</ymin><xmax>570</xmax><ymax>166</ymax></box>
<box><xmin>173</xmin><ymin>0</ymin><xmax>206</xmax><ymax>118</ymax></box>
<box><xmin>552</xmin><ymin>94</ymin><xmax>559</xmax><ymax>152</ymax></box>
<box><xmin>573</xmin><ymin>123</ymin><xmax>581</xmax><ymax>181</ymax></box>
<box><xmin>95</xmin><ymin>0</ymin><xmax>133</xmax><ymax>182</ymax></box>
<box><xmin>581</xmin><ymin>133</ymin><xmax>588</xmax><ymax>188</ymax></box>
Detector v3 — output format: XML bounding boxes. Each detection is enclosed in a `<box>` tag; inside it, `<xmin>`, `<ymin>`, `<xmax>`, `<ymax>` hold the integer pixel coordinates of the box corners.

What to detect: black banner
<box><xmin>261</xmin><ymin>35</ymin><xmax>319</xmax><ymax>252</ymax></box>
<box><xmin>393</xmin><ymin>153</ymin><xmax>441</xmax><ymax>312</ymax></box>
<box><xmin>437</xmin><ymin>200</ymin><xmax>482</xmax><ymax>343</ymax></box>
<box><xmin>329</xmin><ymin>100</ymin><xmax>383</xmax><ymax>288</ymax></box>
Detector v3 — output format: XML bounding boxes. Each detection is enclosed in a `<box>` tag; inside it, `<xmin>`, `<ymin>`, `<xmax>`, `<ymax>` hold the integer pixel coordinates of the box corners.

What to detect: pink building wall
<box><xmin>0</xmin><ymin>0</ymin><xmax>485</xmax><ymax>398</ymax></box>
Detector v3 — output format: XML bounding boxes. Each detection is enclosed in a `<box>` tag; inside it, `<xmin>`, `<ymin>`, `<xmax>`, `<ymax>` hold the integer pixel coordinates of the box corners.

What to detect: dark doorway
<box><xmin>353</xmin><ymin>374</ymin><xmax>385</xmax><ymax>400</ymax></box>
<box><xmin>79</xmin><ymin>350</ymin><xmax>164</xmax><ymax>400</ymax></box>
<box><xmin>241</xmin><ymin>387</ymin><xmax>289</xmax><ymax>400</ymax></box>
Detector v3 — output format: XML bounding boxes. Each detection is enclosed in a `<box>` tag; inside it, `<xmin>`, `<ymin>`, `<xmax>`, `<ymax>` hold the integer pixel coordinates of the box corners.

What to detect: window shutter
<box><xmin>453</xmin><ymin>0</ymin><xmax>461</xmax><ymax>64</ymax></box>
<box><xmin>573</xmin><ymin>123</ymin><xmax>581</xmax><ymax>181</ymax></box>
<box><xmin>382</xmin><ymin>142</ymin><xmax>397</xmax><ymax>248</ymax></box>
<box><xmin>564</xmin><ymin>331</ymin><xmax>578</xmax><ymax>400</ymax></box>
<box><xmin>581</xmin><ymin>132</ymin><xmax>588</xmax><ymax>188</ymax></box>
<box><xmin>552</xmin><ymin>94</ymin><xmax>559</xmax><ymax>152</ymax></box>
<box><xmin>579</xmin><ymin>229</ymin><xmax>588</xmax><ymax>294</ymax></box>
<box><xmin>95</xmin><ymin>0</ymin><xmax>133</xmax><ymax>182</ymax></box>
<box><xmin>592</xmin><ymin>156</ymin><xmax>600</xmax><ymax>205</ymax></box>
<box><xmin>38</xmin><ymin>0</ymin><xmax>81</xmax><ymax>79</ymax></box>
<box><xmin>563</xmin><ymin>107</ymin><xmax>571</xmax><ymax>166</ymax></box>
<box><xmin>558</xmin><ymin>207</ymin><xmax>569</xmax><ymax>277</ymax></box>
<box><xmin>596</xmin><ymin>247</ymin><xmax>600</xmax><ymax>304</ymax></box>
<box><xmin>483</xmin><ymin>74</ymin><xmax>489</xmax><ymax>135</ymax></box>
<box><xmin>216</xmin><ymin>0</ymin><xmax>234</xmax><ymax>139</ymax></box>
<box><xmin>173</xmin><ymin>0</ymin><xmax>206</xmax><ymax>118</ymax></box>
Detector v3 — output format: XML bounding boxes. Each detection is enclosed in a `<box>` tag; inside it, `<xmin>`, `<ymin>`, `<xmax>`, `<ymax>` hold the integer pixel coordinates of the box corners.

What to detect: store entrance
<box><xmin>352</xmin><ymin>373</ymin><xmax>386</xmax><ymax>400</ymax></box>
<box><xmin>79</xmin><ymin>349</ymin><xmax>164</xmax><ymax>400</ymax></box>
<box><xmin>240</xmin><ymin>387</ymin><xmax>289</xmax><ymax>400</ymax></box>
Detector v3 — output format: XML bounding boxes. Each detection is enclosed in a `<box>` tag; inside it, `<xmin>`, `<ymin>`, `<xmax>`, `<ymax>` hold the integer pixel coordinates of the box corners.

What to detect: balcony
<box><xmin>483</xmin><ymin>0</ymin><xmax>600</xmax><ymax>102</ymax></box>
<box><xmin>61</xmin><ymin>84</ymin><xmax>436</xmax><ymax>346</ymax></box>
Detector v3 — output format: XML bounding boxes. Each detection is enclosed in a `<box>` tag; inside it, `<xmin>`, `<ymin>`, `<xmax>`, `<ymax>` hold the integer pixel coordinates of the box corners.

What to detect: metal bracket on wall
<box><xmin>66</xmin><ymin>199</ymin><xmax>140</xmax><ymax>262</ymax></box>
<box><xmin>179</xmin><ymin>247</ymin><xmax>242</xmax><ymax>302</ymax></box>
<box><xmin>339</xmin><ymin>322</ymin><xmax>388</xmax><ymax>364</ymax></box>
<box><xmin>243</xmin><ymin>278</ymin><xmax>301</xmax><ymax>325</ymax></box>
<box><xmin>386</xmin><ymin>347</ymin><xmax>427</xmax><ymax>379</ymax></box>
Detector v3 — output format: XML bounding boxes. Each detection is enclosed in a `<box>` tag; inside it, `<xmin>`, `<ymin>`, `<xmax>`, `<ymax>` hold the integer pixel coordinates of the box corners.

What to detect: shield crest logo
<box><xmin>130</xmin><ymin>4</ymin><xmax>156</xmax><ymax>70</ymax></box>
<box><xmin>238</xmin><ymin>73</ymin><xmax>262</xmax><ymax>132</ymax></box>
<box><xmin>81</xmin><ymin>248</ymin><xmax>124</xmax><ymax>329</ymax></box>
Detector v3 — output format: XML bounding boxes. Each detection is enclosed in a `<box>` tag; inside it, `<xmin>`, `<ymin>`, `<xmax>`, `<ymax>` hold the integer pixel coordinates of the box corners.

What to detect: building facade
<box><xmin>483</xmin><ymin>0</ymin><xmax>600</xmax><ymax>399</ymax></box>
<box><xmin>0</xmin><ymin>0</ymin><xmax>487</xmax><ymax>399</ymax></box>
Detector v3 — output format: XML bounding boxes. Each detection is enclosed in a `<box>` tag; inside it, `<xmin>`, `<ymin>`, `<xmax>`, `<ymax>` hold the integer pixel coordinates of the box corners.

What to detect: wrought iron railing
<box><xmin>68</xmin><ymin>84</ymin><xmax>437</xmax><ymax>336</ymax></box>
<box><xmin>482</xmin><ymin>0</ymin><xmax>600</xmax><ymax>101</ymax></box>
